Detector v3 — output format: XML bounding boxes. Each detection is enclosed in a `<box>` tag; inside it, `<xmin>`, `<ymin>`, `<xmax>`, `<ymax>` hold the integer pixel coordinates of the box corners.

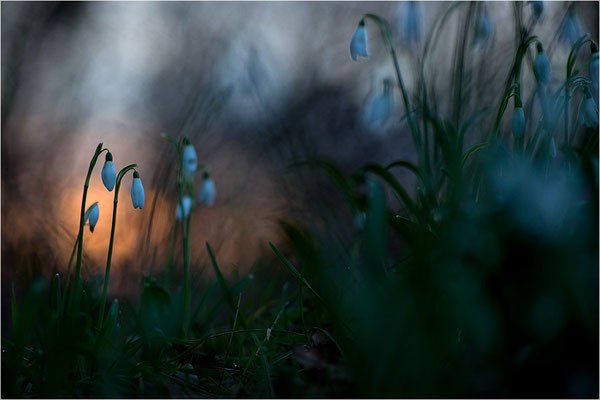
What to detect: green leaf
<box><xmin>268</xmin><ymin>242</ymin><xmax>324</xmax><ymax>304</ymax></box>
<box><xmin>461</xmin><ymin>142</ymin><xmax>489</xmax><ymax>167</ymax></box>
<box><xmin>361</xmin><ymin>163</ymin><xmax>419</xmax><ymax>219</ymax></box>
<box><xmin>206</xmin><ymin>242</ymin><xmax>236</xmax><ymax>312</ymax></box>
<box><xmin>312</xmin><ymin>327</ymin><xmax>344</xmax><ymax>355</ymax></box>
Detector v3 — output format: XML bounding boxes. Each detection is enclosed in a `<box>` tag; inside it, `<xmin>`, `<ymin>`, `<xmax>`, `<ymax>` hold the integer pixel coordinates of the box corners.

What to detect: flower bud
<box><xmin>182</xmin><ymin>142</ymin><xmax>198</xmax><ymax>177</ymax></box>
<box><xmin>578</xmin><ymin>89</ymin><xmax>599</xmax><ymax>128</ymax></box>
<box><xmin>197</xmin><ymin>172</ymin><xmax>216</xmax><ymax>207</ymax></box>
<box><xmin>558</xmin><ymin>5</ymin><xmax>581</xmax><ymax>47</ymax></box>
<box><xmin>88</xmin><ymin>202</ymin><xmax>99</xmax><ymax>233</ymax></box>
<box><xmin>534</xmin><ymin>43</ymin><xmax>551</xmax><ymax>85</ymax></box>
<box><xmin>511</xmin><ymin>105</ymin><xmax>525</xmax><ymax>139</ymax></box>
<box><xmin>131</xmin><ymin>171</ymin><xmax>145</xmax><ymax>209</ymax></box>
<box><xmin>350</xmin><ymin>20</ymin><xmax>368</xmax><ymax>62</ymax></box>
<box><xmin>176</xmin><ymin>196</ymin><xmax>193</xmax><ymax>220</ymax></box>
<box><xmin>101</xmin><ymin>152</ymin><xmax>116</xmax><ymax>191</ymax></box>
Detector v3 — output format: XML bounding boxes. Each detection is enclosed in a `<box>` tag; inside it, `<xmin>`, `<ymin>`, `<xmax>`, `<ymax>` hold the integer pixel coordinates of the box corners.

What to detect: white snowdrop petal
<box><xmin>101</xmin><ymin>161</ymin><xmax>116</xmax><ymax>192</ymax></box>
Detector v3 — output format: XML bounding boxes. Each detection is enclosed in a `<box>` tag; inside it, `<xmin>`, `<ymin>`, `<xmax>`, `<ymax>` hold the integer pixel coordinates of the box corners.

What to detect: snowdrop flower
<box><xmin>353</xmin><ymin>211</ymin><xmax>367</xmax><ymax>230</ymax></box>
<box><xmin>558</xmin><ymin>5</ymin><xmax>581</xmax><ymax>47</ymax></box>
<box><xmin>182</xmin><ymin>139</ymin><xmax>198</xmax><ymax>177</ymax></box>
<box><xmin>511</xmin><ymin>99</ymin><xmax>525</xmax><ymax>139</ymax></box>
<box><xmin>197</xmin><ymin>172</ymin><xmax>216</xmax><ymax>207</ymax></box>
<box><xmin>530</xmin><ymin>1</ymin><xmax>544</xmax><ymax>20</ymax></box>
<box><xmin>395</xmin><ymin>2</ymin><xmax>422</xmax><ymax>45</ymax></box>
<box><xmin>549</xmin><ymin>137</ymin><xmax>557</xmax><ymax>158</ymax></box>
<box><xmin>350</xmin><ymin>20</ymin><xmax>368</xmax><ymax>61</ymax></box>
<box><xmin>176</xmin><ymin>196</ymin><xmax>193</xmax><ymax>220</ymax></box>
<box><xmin>364</xmin><ymin>79</ymin><xmax>392</xmax><ymax>128</ymax></box>
<box><xmin>578</xmin><ymin>89</ymin><xmax>599</xmax><ymax>128</ymax></box>
<box><xmin>87</xmin><ymin>202</ymin><xmax>99</xmax><ymax>233</ymax></box>
<box><xmin>534</xmin><ymin>43</ymin><xmax>551</xmax><ymax>85</ymax></box>
<box><xmin>472</xmin><ymin>10</ymin><xmax>494</xmax><ymax>49</ymax></box>
<box><xmin>101</xmin><ymin>151</ymin><xmax>116</xmax><ymax>191</ymax></box>
<box><xmin>131</xmin><ymin>171</ymin><xmax>145</xmax><ymax>209</ymax></box>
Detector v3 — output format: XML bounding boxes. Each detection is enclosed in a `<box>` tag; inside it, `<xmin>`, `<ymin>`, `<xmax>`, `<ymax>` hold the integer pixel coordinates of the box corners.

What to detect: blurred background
<box><xmin>1</xmin><ymin>3</ymin><xmax>598</xmax><ymax>389</ymax></box>
<box><xmin>2</xmin><ymin>1</ymin><xmax>599</xmax><ymax>397</ymax></box>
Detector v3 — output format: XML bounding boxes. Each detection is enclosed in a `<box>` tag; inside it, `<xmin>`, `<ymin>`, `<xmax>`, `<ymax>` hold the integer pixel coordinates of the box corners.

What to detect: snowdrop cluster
<box><xmin>173</xmin><ymin>139</ymin><xmax>216</xmax><ymax>221</ymax></box>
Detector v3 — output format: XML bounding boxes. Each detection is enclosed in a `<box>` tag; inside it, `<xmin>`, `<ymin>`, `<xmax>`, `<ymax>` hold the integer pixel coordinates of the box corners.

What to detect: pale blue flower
<box><xmin>131</xmin><ymin>171</ymin><xmax>145</xmax><ymax>209</ymax></box>
<box><xmin>558</xmin><ymin>6</ymin><xmax>581</xmax><ymax>47</ymax></box>
<box><xmin>101</xmin><ymin>152</ymin><xmax>116</xmax><ymax>192</ymax></box>
<box><xmin>364</xmin><ymin>79</ymin><xmax>392</xmax><ymax>128</ymax></box>
<box><xmin>197</xmin><ymin>173</ymin><xmax>216</xmax><ymax>207</ymax></box>
<box><xmin>182</xmin><ymin>142</ymin><xmax>198</xmax><ymax>177</ymax></box>
<box><xmin>396</xmin><ymin>2</ymin><xmax>422</xmax><ymax>45</ymax></box>
<box><xmin>87</xmin><ymin>202</ymin><xmax>99</xmax><ymax>233</ymax></box>
<box><xmin>176</xmin><ymin>196</ymin><xmax>193</xmax><ymax>220</ymax></box>
<box><xmin>578</xmin><ymin>91</ymin><xmax>598</xmax><ymax>128</ymax></box>
<box><xmin>472</xmin><ymin>10</ymin><xmax>494</xmax><ymax>49</ymax></box>
<box><xmin>534</xmin><ymin>43</ymin><xmax>551</xmax><ymax>85</ymax></box>
<box><xmin>350</xmin><ymin>20</ymin><xmax>368</xmax><ymax>61</ymax></box>
<box><xmin>511</xmin><ymin>106</ymin><xmax>525</xmax><ymax>139</ymax></box>
<box><xmin>353</xmin><ymin>211</ymin><xmax>366</xmax><ymax>230</ymax></box>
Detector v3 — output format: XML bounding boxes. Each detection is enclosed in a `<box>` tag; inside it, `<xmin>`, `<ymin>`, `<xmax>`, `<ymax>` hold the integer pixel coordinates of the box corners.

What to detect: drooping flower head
<box><xmin>363</xmin><ymin>78</ymin><xmax>393</xmax><ymax>128</ymax></box>
<box><xmin>395</xmin><ymin>2</ymin><xmax>422</xmax><ymax>46</ymax></box>
<box><xmin>182</xmin><ymin>138</ymin><xmax>198</xmax><ymax>177</ymax></box>
<box><xmin>534</xmin><ymin>42</ymin><xmax>551</xmax><ymax>85</ymax></box>
<box><xmin>350</xmin><ymin>20</ymin><xmax>368</xmax><ymax>62</ymax></box>
<box><xmin>131</xmin><ymin>171</ymin><xmax>145</xmax><ymax>209</ymax></box>
<box><xmin>197</xmin><ymin>172</ymin><xmax>216</xmax><ymax>207</ymax></box>
<box><xmin>472</xmin><ymin>9</ymin><xmax>494</xmax><ymax>49</ymax></box>
<box><xmin>101</xmin><ymin>151</ymin><xmax>116</xmax><ymax>192</ymax></box>
<box><xmin>578</xmin><ymin>88</ymin><xmax>599</xmax><ymax>128</ymax></box>
<box><xmin>85</xmin><ymin>201</ymin><xmax>99</xmax><ymax>233</ymax></box>
<box><xmin>511</xmin><ymin>97</ymin><xmax>525</xmax><ymax>139</ymax></box>
<box><xmin>176</xmin><ymin>196</ymin><xmax>193</xmax><ymax>220</ymax></box>
<box><xmin>558</xmin><ymin>5</ymin><xmax>581</xmax><ymax>47</ymax></box>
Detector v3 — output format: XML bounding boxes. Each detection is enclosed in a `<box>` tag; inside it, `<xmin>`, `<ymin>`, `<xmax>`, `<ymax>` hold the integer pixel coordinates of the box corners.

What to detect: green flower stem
<box><xmin>62</xmin><ymin>235</ymin><xmax>79</xmax><ymax>313</ymax></box>
<box><xmin>97</xmin><ymin>164</ymin><xmax>137</xmax><ymax>330</ymax></box>
<box><xmin>363</xmin><ymin>14</ymin><xmax>423</xmax><ymax>159</ymax></box>
<box><xmin>489</xmin><ymin>36</ymin><xmax>538</xmax><ymax>140</ymax></box>
<box><xmin>175</xmin><ymin>138</ymin><xmax>191</xmax><ymax>339</ymax></box>
<box><xmin>69</xmin><ymin>143</ymin><xmax>107</xmax><ymax>313</ymax></box>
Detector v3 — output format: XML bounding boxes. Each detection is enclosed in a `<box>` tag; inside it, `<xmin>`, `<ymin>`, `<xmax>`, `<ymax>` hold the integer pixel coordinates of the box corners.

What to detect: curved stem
<box><xmin>363</xmin><ymin>14</ymin><xmax>422</xmax><ymax>158</ymax></box>
<box><xmin>97</xmin><ymin>164</ymin><xmax>137</xmax><ymax>330</ymax></box>
<box><xmin>69</xmin><ymin>143</ymin><xmax>107</xmax><ymax>313</ymax></box>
